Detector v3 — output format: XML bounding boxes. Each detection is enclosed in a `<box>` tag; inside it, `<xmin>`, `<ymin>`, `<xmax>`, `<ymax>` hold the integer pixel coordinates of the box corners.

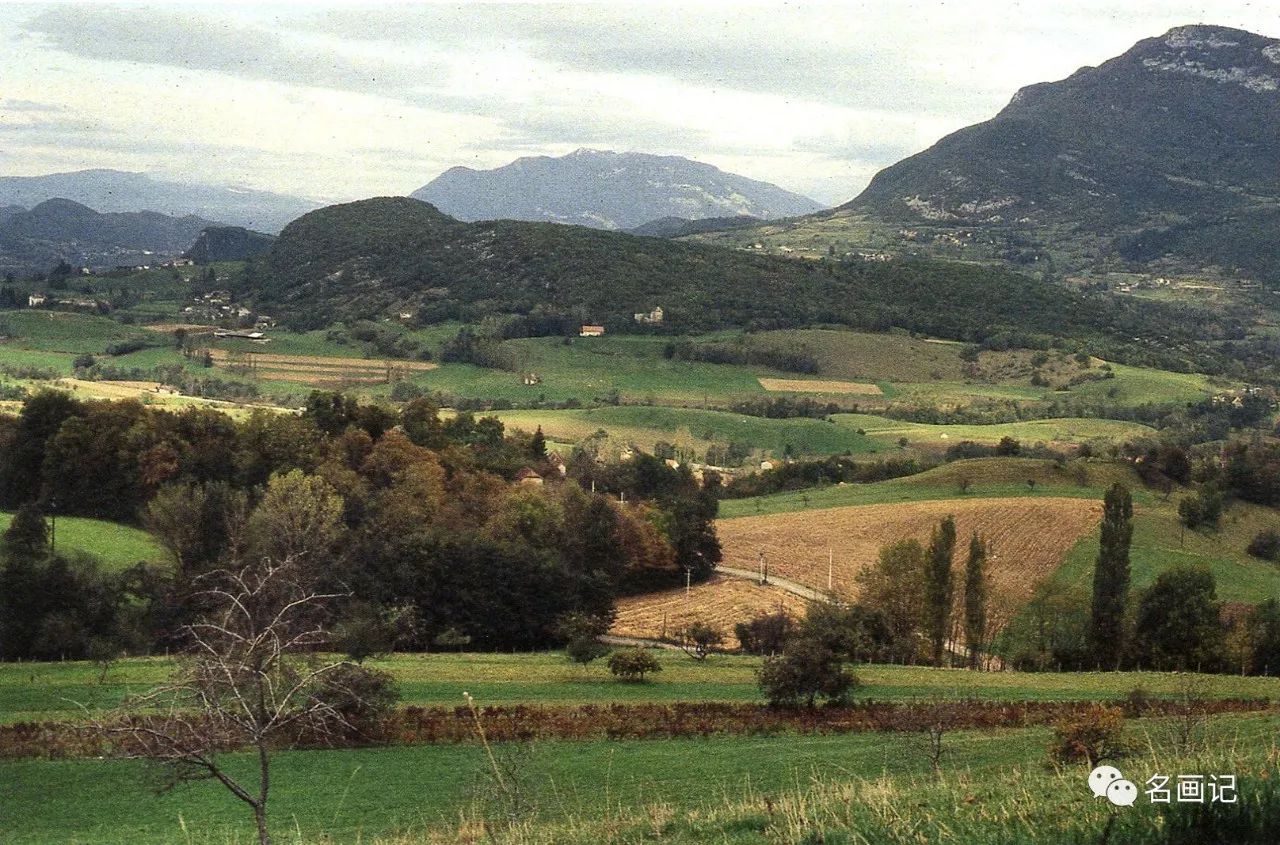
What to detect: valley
<box><xmin>4</xmin><ymin>12</ymin><xmax>1280</xmax><ymax>845</ymax></box>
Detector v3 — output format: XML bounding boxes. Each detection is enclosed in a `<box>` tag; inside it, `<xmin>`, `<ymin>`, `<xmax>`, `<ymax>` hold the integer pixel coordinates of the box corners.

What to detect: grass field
<box><xmin>716</xmin><ymin>496</ymin><xmax>1103</xmax><ymax>605</ymax></box>
<box><xmin>3</xmin><ymin>649</ymin><xmax>1279</xmax><ymax>845</ymax></box>
<box><xmin>5</xmin><ymin>714</ymin><xmax>1276</xmax><ymax>845</ymax></box>
<box><xmin>493</xmin><ymin>406</ymin><xmax>877</xmax><ymax>459</ymax></box>
<box><xmin>0</xmin><ymin>311</ymin><xmax>157</xmax><ymax>355</ymax></box>
<box><xmin>0</xmin><ymin>511</ymin><xmax>163</xmax><ymax>571</ymax></box>
<box><xmin>718</xmin><ymin>457</ymin><xmax>1147</xmax><ymax>519</ymax></box>
<box><xmin>1042</xmin><ymin>496</ymin><xmax>1280</xmax><ymax>605</ymax></box>
<box><xmin>833</xmin><ymin>413</ymin><xmax>1156</xmax><ymax>448</ymax></box>
<box><xmin>6</xmin><ymin>651</ymin><xmax>1280</xmax><ymax>726</ymax></box>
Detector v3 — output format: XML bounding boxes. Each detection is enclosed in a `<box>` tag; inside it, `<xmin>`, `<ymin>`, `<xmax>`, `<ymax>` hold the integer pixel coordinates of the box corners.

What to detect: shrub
<box><xmin>758</xmin><ymin>637</ymin><xmax>857</xmax><ymax>708</ymax></box>
<box><xmin>1247</xmin><ymin>529</ymin><xmax>1280</xmax><ymax>562</ymax></box>
<box><xmin>308</xmin><ymin>662</ymin><xmax>400</xmax><ymax>740</ymax></box>
<box><xmin>608</xmin><ymin>648</ymin><xmax>662</xmax><ymax>682</ymax></box>
<box><xmin>555</xmin><ymin>612</ymin><xmax>611</xmax><ymax>667</ymax></box>
<box><xmin>1179</xmin><ymin>485</ymin><xmax>1223</xmax><ymax>530</ymax></box>
<box><xmin>1048</xmin><ymin>703</ymin><xmax>1132</xmax><ymax>765</ymax></box>
<box><xmin>735</xmin><ymin>611</ymin><xmax>793</xmax><ymax>655</ymax></box>
<box><xmin>678</xmin><ymin>620</ymin><xmax>725</xmax><ymax>659</ymax></box>
<box><xmin>1123</xmin><ymin>686</ymin><xmax>1152</xmax><ymax>716</ymax></box>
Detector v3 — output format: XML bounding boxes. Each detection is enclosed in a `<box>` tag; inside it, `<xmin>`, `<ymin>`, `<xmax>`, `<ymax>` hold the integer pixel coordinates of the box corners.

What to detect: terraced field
<box><xmin>207</xmin><ymin>348</ymin><xmax>436</xmax><ymax>385</ymax></box>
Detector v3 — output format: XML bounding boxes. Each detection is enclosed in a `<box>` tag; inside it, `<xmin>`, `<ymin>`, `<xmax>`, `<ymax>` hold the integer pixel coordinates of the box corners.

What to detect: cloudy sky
<box><xmin>1</xmin><ymin>1</ymin><xmax>1277</xmax><ymax>206</ymax></box>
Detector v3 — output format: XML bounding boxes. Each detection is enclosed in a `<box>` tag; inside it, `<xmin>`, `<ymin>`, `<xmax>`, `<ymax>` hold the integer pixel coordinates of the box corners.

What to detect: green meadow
<box><xmin>0</xmin><ymin>511</ymin><xmax>163</xmax><ymax>571</ymax></box>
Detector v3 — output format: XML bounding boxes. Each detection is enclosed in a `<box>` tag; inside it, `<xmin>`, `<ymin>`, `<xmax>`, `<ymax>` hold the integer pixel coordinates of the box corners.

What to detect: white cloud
<box><xmin>0</xmin><ymin>1</ymin><xmax>1276</xmax><ymax>206</ymax></box>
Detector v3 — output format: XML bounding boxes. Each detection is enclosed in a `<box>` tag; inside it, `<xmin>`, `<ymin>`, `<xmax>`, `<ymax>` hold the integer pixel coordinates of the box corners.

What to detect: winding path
<box><xmin>714</xmin><ymin>565</ymin><xmax>833</xmax><ymax>603</ymax></box>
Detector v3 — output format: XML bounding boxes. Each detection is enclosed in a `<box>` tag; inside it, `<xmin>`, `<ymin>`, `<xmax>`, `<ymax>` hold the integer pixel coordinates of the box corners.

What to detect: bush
<box><xmin>555</xmin><ymin>612</ymin><xmax>611</xmax><ymax>667</ymax></box>
<box><xmin>735</xmin><ymin>611</ymin><xmax>793</xmax><ymax>655</ymax></box>
<box><xmin>1179</xmin><ymin>485</ymin><xmax>1223</xmax><ymax>530</ymax></box>
<box><xmin>1123</xmin><ymin>686</ymin><xmax>1152</xmax><ymax>716</ymax></box>
<box><xmin>1247</xmin><ymin>529</ymin><xmax>1280</xmax><ymax>562</ymax></box>
<box><xmin>1048</xmin><ymin>703</ymin><xmax>1132</xmax><ymax>765</ymax></box>
<box><xmin>310</xmin><ymin>662</ymin><xmax>400</xmax><ymax>740</ymax></box>
<box><xmin>678</xmin><ymin>620</ymin><xmax>724</xmax><ymax>659</ymax></box>
<box><xmin>608</xmin><ymin>647</ymin><xmax>662</xmax><ymax>682</ymax></box>
<box><xmin>758</xmin><ymin>637</ymin><xmax>857</xmax><ymax>708</ymax></box>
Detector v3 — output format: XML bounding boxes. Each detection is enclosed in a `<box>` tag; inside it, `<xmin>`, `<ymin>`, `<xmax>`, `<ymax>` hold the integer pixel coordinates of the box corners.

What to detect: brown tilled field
<box><xmin>717</xmin><ymin>497</ymin><xmax>1102</xmax><ymax>606</ymax></box>
<box><xmin>205</xmin><ymin>349</ymin><xmax>437</xmax><ymax>385</ymax></box>
<box><xmin>612</xmin><ymin>575</ymin><xmax>809</xmax><ymax>648</ymax></box>
<box><xmin>758</xmin><ymin>377</ymin><xmax>883</xmax><ymax>395</ymax></box>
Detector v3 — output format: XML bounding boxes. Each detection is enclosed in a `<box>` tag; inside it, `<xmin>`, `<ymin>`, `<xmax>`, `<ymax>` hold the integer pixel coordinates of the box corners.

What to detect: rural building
<box><xmin>213</xmin><ymin>330</ymin><xmax>267</xmax><ymax>341</ymax></box>
<box><xmin>580</xmin><ymin>325</ymin><xmax>605</xmax><ymax>337</ymax></box>
<box><xmin>546</xmin><ymin>452</ymin><xmax>567</xmax><ymax>476</ymax></box>
<box><xmin>26</xmin><ymin>293</ymin><xmax>46</xmax><ymax>307</ymax></box>
<box><xmin>521</xmin><ymin>372</ymin><xmax>542</xmax><ymax>385</ymax></box>
<box><xmin>514</xmin><ymin>467</ymin><xmax>544</xmax><ymax>487</ymax></box>
<box><xmin>633</xmin><ymin>306</ymin><xmax>664</xmax><ymax>324</ymax></box>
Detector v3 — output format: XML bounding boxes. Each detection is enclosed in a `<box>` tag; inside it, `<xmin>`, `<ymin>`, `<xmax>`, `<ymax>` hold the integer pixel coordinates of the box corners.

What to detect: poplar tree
<box><xmin>963</xmin><ymin>532</ymin><xmax>989</xmax><ymax>669</ymax></box>
<box><xmin>1090</xmin><ymin>483</ymin><xmax>1133</xmax><ymax>669</ymax></box>
<box><xmin>925</xmin><ymin>516</ymin><xmax>956</xmax><ymax>667</ymax></box>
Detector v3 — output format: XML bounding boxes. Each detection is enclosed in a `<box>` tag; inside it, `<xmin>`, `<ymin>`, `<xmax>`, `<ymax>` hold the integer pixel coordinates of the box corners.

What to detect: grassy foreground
<box><xmin>1</xmin><ymin>713</ymin><xmax>1276</xmax><ymax>844</ymax></box>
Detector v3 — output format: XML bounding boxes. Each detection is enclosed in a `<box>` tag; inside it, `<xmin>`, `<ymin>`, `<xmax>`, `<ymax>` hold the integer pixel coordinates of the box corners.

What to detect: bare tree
<box><xmin>95</xmin><ymin>557</ymin><xmax>393</xmax><ymax>845</ymax></box>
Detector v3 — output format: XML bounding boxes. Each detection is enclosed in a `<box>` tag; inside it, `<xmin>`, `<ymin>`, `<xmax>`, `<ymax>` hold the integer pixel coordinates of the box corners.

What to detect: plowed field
<box><xmin>612</xmin><ymin>575</ymin><xmax>809</xmax><ymax>648</ymax></box>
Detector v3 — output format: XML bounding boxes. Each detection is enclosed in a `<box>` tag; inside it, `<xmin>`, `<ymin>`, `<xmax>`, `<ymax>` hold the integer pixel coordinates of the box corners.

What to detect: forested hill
<box><xmin>251</xmin><ymin>197</ymin><xmax>1234</xmax><ymax>371</ymax></box>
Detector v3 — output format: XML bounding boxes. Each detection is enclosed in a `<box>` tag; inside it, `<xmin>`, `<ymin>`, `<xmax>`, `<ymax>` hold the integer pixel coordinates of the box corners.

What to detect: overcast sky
<box><xmin>1</xmin><ymin>1</ymin><xmax>1277</xmax><ymax>206</ymax></box>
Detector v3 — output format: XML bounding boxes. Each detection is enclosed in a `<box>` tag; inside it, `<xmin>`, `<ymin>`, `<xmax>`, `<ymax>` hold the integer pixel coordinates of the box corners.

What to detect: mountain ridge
<box><xmin>0</xmin><ymin>198</ymin><xmax>218</xmax><ymax>272</ymax></box>
<box><xmin>0</xmin><ymin>170</ymin><xmax>318</xmax><ymax>234</ymax></box>
<box><xmin>691</xmin><ymin>24</ymin><xmax>1280</xmax><ymax>284</ymax></box>
<box><xmin>410</xmin><ymin>149</ymin><xmax>824</xmax><ymax>230</ymax></box>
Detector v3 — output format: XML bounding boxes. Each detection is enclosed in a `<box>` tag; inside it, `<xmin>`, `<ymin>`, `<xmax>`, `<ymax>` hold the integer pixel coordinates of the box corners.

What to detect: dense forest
<box><xmin>0</xmin><ymin>391</ymin><xmax>721</xmax><ymax>660</ymax></box>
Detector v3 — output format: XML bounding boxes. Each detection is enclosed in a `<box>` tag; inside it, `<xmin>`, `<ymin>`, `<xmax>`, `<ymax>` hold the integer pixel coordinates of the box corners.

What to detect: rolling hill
<box><xmin>410</xmin><ymin>149</ymin><xmax>823</xmax><ymax>230</ymax></box>
<box><xmin>248</xmin><ymin>197</ymin><xmax>1237</xmax><ymax>375</ymax></box>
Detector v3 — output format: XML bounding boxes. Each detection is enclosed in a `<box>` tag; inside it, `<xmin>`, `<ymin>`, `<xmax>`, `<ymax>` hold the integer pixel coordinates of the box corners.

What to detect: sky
<box><xmin>1</xmin><ymin>1</ymin><xmax>1277</xmax><ymax>206</ymax></box>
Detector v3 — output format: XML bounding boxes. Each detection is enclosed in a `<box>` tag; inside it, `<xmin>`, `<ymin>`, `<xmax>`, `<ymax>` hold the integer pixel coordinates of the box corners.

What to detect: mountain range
<box><xmin>694</xmin><ymin>24</ymin><xmax>1280</xmax><ymax>283</ymax></box>
<box><xmin>410</xmin><ymin>149</ymin><xmax>824</xmax><ymax>230</ymax></box>
<box><xmin>0</xmin><ymin>170</ymin><xmax>318</xmax><ymax>234</ymax></box>
<box><xmin>0</xmin><ymin>199</ymin><xmax>218</xmax><ymax>273</ymax></box>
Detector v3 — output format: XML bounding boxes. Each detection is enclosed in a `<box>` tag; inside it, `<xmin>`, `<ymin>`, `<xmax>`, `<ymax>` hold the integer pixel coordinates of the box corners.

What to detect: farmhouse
<box><xmin>580</xmin><ymin>324</ymin><xmax>605</xmax><ymax>337</ymax></box>
<box><xmin>27</xmin><ymin>293</ymin><xmax>46</xmax><ymax>307</ymax></box>
<box><xmin>546</xmin><ymin>452</ymin><xmax>567</xmax><ymax>476</ymax></box>
<box><xmin>514</xmin><ymin>467</ymin><xmax>544</xmax><ymax>487</ymax></box>
<box><xmin>213</xmin><ymin>330</ymin><xmax>267</xmax><ymax>341</ymax></box>
<box><xmin>633</xmin><ymin>306</ymin><xmax>664</xmax><ymax>324</ymax></box>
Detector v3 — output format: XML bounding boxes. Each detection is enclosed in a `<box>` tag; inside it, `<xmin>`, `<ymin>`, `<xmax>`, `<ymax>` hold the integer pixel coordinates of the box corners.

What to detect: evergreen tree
<box><xmin>530</xmin><ymin>425</ymin><xmax>547</xmax><ymax>459</ymax></box>
<box><xmin>963</xmin><ymin>532</ymin><xmax>988</xmax><ymax>669</ymax></box>
<box><xmin>1090</xmin><ymin>483</ymin><xmax>1132</xmax><ymax>669</ymax></box>
<box><xmin>925</xmin><ymin>515</ymin><xmax>956</xmax><ymax>667</ymax></box>
<box><xmin>2</xmin><ymin>501</ymin><xmax>48</xmax><ymax>560</ymax></box>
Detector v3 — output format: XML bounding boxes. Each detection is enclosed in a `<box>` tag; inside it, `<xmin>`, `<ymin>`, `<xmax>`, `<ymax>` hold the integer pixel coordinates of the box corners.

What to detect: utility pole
<box><xmin>758</xmin><ymin>551</ymin><xmax>765</xmax><ymax>585</ymax></box>
<box><xmin>685</xmin><ymin>567</ymin><xmax>691</xmax><ymax>598</ymax></box>
<box><xmin>49</xmin><ymin>498</ymin><xmax>57</xmax><ymax>555</ymax></box>
<box><xmin>828</xmin><ymin>547</ymin><xmax>834</xmax><ymax>592</ymax></box>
